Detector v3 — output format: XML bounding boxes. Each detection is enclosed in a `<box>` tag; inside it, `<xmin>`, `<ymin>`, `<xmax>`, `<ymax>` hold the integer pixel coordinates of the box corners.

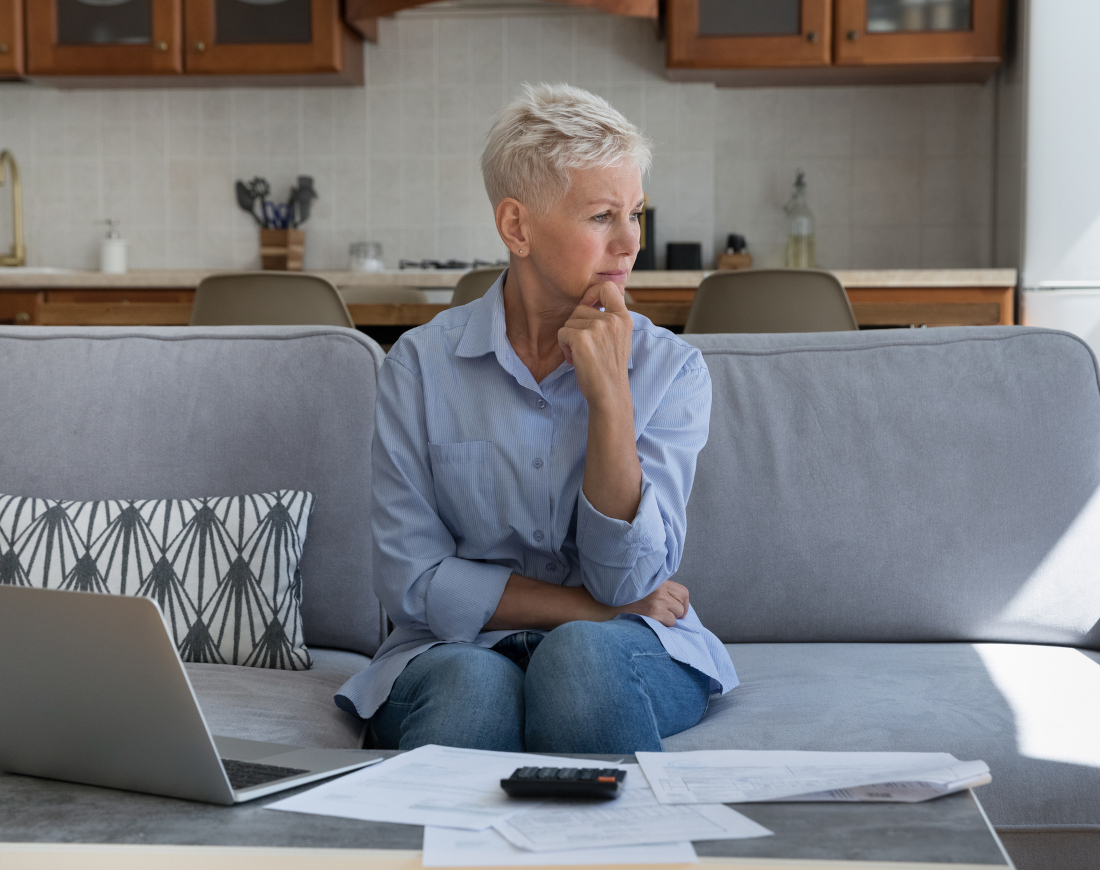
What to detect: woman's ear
<box><xmin>495</xmin><ymin>198</ymin><xmax>531</xmax><ymax>258</ymax></box>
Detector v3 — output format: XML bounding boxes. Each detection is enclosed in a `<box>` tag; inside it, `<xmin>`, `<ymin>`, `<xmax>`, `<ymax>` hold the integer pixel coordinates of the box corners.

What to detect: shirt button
<box><xmin>532</xmin><ymin>458</ymin><xmax>543</xmax><ymax>469</ymax></box>
<box><xmin>533</xmin><ymin>530</ymin><xmax>545</xmax><ymax>542</ymax></box>
<box><xmin>546</xmin><ymin>562</ymin><xmax>558</xmax><ymax>572</ymax></box>
<box><xmin>536</xmin><ymin>399</ymin><xmax>546</xmax><ymax>409</ymax></box>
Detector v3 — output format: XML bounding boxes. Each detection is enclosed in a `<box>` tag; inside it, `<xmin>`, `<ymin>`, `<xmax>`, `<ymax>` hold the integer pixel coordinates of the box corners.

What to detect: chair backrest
<box><xmin>683</xmin><ymin>269</ymin><xmax>857</xmax><ymax>334</ymax></box>
<box><xmin>340</xmin><ymin>286</ymin><xmax>429</xmax><ymax>305</ymax></box>
<box><xmin>679</xmin><ymin>327</ymin><xmax>1100</xmax><ymax>652</ymax></box>
<box><xmin>451</xmin><ymin>268</ymin><xmax>505</xmax><ymax>307</ymax></box>
<box><xmin>191</xmin><ymin>272</ymin><xmax>354</xmax><ymax>328</ymax></box>
<box><xmin>0</xmin><ymin>326</ymin><xmax>388</xmax><ymax>656</ymax></box>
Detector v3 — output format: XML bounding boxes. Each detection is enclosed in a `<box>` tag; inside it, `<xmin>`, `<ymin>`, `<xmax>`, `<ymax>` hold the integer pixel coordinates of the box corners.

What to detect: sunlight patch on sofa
<box><xmin>999</xmin><ymin>485</ymin><xmax>1100</xmax><ymax>636</ymax></box>
<box><xmin>976</xmin><ymin>643</ymin><xmax>1100</xmax><ymax>767</ymax></box>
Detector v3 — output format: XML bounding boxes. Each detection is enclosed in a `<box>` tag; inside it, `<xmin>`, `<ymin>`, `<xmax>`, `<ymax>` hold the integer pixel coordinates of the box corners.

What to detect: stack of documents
<box><xmin>635</xmin><ymin>750</ymin><xmax>992</xmax><ymax>804</ymax></box>
<box><xmin>266</xmin><ymin>744</ymin><xmax>772</xmax><ymax>865</ymax></box>
<box><xmin>266</xmin><ymin>745</ymin><xmax>990</xmax><ymax>866</ymax></box>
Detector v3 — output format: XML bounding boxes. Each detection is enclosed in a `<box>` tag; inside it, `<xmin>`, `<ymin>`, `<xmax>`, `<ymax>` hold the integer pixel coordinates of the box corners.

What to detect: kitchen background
<box><xmin>0</xmin><ymin>4</ymin><xmax>994</xmax><ymax>272</ymax></box>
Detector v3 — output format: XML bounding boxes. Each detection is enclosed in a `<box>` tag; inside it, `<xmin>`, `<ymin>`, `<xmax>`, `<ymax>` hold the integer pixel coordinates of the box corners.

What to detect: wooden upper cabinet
<box><xmin>834</xmin><ymin>0</ymin><xmax>1003</xmax><ymax>68</ymax></box>
<box><xmin>183</xmin><ymin>0</ymin><xmax>360</xmax><ymax>79</ymax></box>
<box><xmin>0</xmin><ymin>0</ymin><xmax>23</xmax><ymax>77</ymax></box>
<box><xmin>667</xmin><ymin>0</ymin><xmax>831</xmax><ymax>69</ymax></box>
<box><xmin>26</xmin><ymin>0</ymin><xmax>183</xmax><ymax>75</ymax></box>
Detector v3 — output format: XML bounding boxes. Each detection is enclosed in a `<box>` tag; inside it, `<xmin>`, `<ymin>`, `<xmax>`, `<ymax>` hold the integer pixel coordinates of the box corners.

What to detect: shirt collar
<box><xmin>454</xmin><ymin>270</ymin><xmax>634</xmax><ymax>377</ymax></box>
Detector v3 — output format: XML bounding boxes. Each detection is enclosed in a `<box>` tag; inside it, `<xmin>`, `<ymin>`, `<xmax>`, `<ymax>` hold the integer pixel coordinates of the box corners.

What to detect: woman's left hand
<box><xmin>558</xmin><ymin>281</ymin><xmax>633</xmax><ymax>405</ymax></box>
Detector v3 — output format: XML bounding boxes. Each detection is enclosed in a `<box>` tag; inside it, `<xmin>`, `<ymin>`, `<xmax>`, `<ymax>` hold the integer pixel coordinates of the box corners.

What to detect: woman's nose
<box><xmin>614</xmin><ymin>218</ymin><xmax>641</xmax><ymax>258</ymax></box>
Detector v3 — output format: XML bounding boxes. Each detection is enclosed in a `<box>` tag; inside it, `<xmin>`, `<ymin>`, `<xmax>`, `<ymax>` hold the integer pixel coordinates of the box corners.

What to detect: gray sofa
<box><xmin>2</xmin><ymin>324</ymin><xmax>1098</xmax><ymax>869</ymax></box>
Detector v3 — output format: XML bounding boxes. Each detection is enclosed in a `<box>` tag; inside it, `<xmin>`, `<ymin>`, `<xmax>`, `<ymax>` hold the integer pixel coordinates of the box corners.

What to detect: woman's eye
<box><xmin>593</xmin><ymin>213</ymin><xmax>609</xmax><ymax>223</ymax></box>
<box><xmin>630</xmin><ymin>211</ymin><xmax>642</xmax><ymax>222</ymax></box>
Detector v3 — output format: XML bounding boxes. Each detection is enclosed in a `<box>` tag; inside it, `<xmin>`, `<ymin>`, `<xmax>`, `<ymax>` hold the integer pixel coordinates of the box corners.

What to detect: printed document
<box><xmin>422</xmin><ymin>826</ymin><xmax>698</xmax><ymax>866</ymax></box>
<box><xmin>636</xmin><ymin>750</ymin><xmax>990</xmax><ymax>804</ymax></box>
<box><xmin>266</xmin><ymin>744</ymin><xmax>597</xmax><ymax>830</ymax></box>
<box><xmin>492</xmin><ymin>764</ymin><xmax>772</xmax><ymax>852</ymax></box>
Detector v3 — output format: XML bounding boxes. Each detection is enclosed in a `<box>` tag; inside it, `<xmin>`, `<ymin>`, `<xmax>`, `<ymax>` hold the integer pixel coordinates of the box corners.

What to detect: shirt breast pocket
<box><xmin>427</xmin><ymin>440</ymin><xmax>500</xmax><ymax>550</ymax></box>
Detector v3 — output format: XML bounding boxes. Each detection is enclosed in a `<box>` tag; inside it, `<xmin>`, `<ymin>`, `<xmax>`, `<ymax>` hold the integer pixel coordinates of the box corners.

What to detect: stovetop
<box><xmin>398</xmin><ymin>259</ymin><xmax>509</xmax><ymax>270</ymax></box>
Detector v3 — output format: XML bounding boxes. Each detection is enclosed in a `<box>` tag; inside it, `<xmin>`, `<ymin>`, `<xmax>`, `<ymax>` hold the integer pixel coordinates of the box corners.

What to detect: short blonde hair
<box><xmin>481</xmin><ymin>83</ymin><xmax>652</xmax><ymax>215</ymax></box>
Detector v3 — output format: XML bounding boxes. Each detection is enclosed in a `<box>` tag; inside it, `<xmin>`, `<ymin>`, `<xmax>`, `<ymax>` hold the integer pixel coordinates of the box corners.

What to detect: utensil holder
<box><xmin>260</xmin><ymin>229</ymin><xmax>305</xmax><ymax>271</ymax></box>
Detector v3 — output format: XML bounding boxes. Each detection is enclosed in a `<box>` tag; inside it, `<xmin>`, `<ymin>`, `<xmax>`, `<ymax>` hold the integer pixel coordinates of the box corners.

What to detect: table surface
<box><xmin>0</xmin><ymin>268</ymin><xmax>1019</xmax><ymax>290</ymax></box>
<box><xmin>0</xmin><ymin>751</ymin><xmax>1012</xmax><ymax>869</ymax></box>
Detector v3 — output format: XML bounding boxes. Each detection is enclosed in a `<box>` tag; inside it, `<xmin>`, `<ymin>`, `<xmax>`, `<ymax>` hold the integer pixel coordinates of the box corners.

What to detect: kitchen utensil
<box><xmin>264</xmin><ymin>201</ymin><xmax>291</xmax><ymax>230</ymax></box>
<box><xmin>349</xmin><ymin>242</ymin><xmax>384</xmax><ymax>272</ymax></box>
<box><xmin>235</xmin><ymin>181</ymin><xmax>264</xmax><ymax>227</ymax></box>
<box><xmin>290</xmin><ymin>176</ymin><xmax>317</xmax><ymax>227</ymax></box>
<box><xmin>249</xmin><ymin>177</ymin><xmax>271</xmax><ymax>227</ymax></box>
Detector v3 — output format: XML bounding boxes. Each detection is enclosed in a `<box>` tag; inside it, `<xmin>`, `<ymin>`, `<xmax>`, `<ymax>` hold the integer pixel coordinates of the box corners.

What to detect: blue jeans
<box><xmin>369</xmin><ymin>619</ymin><xmax>711</xmax><ymax>753</ymax></box>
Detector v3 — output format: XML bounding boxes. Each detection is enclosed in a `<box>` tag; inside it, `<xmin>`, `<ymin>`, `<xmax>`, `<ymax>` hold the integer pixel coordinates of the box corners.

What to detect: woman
<box><xmin>336</xmin><ymin>83</ymin><xmax>737</xmax><ymax>753</ymax></box>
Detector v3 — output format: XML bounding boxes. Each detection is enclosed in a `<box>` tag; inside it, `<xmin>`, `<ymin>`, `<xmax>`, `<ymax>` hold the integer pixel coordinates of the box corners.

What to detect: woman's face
<box><xmin>527</xmin><ymin>162</ymin><xmax>644</xmax><ymax>303</ymax></box>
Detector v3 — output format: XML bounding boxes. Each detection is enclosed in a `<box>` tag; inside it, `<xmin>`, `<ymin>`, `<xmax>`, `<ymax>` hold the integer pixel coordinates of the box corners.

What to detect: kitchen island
<box><xmin>0</xmin><ymin>269</ymin><xmax>1017</xmax><ymax>331</ymax></box>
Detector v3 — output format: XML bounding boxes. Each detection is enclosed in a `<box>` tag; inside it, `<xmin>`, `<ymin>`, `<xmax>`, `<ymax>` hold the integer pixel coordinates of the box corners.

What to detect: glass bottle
<box><xmin>784</xmin><ymin>170</ymin><xmax>815</xmax><ymax>269</ymax></box>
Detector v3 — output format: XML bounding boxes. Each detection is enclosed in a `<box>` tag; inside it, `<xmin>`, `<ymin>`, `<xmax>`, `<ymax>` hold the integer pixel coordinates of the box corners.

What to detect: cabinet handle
<box><xmin>156</xmin><ymin>41</ymin><xmax>168</xmax><ymax>52</ymax></box>
<box><xmin>847</xmin><ymin>30</ymin><xmax>860</xmax><ymax>41</ymax></box>
<box><xmin>806</xmin><ymin>31</ymin><xmax>818</xmax><ymax>43</ymax></box>
<box><xmin>14</xmin><ymin>312</ymin><xmax>30</xmax><ymax>325</ymax></box>
<box><xmin>194</xmin><ymin>41</ymin><xmax>206</xmax><ymax>52</ymax></box>
<box><xmin>0</xmin><ymin>43</ymin><xmax>8</xmax><ymax>55</ymax></box>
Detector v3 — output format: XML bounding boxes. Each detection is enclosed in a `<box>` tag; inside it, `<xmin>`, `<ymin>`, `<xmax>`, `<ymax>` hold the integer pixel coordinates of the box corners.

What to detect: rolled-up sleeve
<box><xmin>372</xmin><ymin>356</ymin><xmax>511</xmax><ymax>643</ymax></box>
<box><xmin>576</xmin><ymin>361</ymin><xmax>712</xmax><ymax>608</ymax></box>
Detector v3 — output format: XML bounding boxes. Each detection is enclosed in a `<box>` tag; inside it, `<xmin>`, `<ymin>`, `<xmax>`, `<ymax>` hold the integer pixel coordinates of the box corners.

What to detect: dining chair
<box><xmin>339</xmin><ymin>286</ymin><xmax>429</xmax><ymax>305</ymax></box>
<box><xmin>683</xmin><ymin>269</ymin><xmax>858</xmax><ymax>334</ymax></box>
<box><xmin>190</xmin><ymin>272</ymin><xmax>354</xmax><ymax>328</ymax></box>
<box><xmin>450</xmin><ymin>267</ymin><xmax>505</xmax><ymax>307</ymax></box>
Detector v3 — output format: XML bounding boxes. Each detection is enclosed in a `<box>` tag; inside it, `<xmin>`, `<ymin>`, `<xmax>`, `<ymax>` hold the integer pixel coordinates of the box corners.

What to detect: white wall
<box><xmin>0</xmin><ymin>5</ymin><xmax>995</xmax><ymax>272</ymax></box>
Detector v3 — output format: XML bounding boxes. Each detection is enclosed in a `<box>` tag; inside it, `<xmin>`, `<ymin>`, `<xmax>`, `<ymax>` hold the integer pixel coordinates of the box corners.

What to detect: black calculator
<box><xmin>500</xmin><ymin>766</ymin><xmax>626</xmax><ymax>799</ymax></box>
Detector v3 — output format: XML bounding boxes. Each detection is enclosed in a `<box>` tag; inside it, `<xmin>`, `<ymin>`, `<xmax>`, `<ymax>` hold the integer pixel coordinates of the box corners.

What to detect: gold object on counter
<box><xmin>0</xmin><ymin>150</ymin><xmax>25</xmax><ymax>268</ymax></box>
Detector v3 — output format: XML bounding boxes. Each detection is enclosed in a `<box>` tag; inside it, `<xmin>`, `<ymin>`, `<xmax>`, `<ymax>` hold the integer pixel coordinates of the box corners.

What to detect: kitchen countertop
<box><xmin>0</xmin><ymin>268</ymin><xmax>1019</xmax><ymax>290</ymax></box>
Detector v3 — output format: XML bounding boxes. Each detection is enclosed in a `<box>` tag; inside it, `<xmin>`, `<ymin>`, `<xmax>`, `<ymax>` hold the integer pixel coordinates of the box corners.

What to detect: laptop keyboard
<box><xmin>221</xmin><ymin>758</ymin><xmax>310</xmax><ymax>790</ymax></box>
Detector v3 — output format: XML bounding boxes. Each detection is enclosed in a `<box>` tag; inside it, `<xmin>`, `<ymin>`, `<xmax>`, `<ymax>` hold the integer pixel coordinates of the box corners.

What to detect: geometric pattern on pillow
<box><xmin>0</xmin><ymin>490</ymin><xmax>314</xmax><ymax>670</ymax></box>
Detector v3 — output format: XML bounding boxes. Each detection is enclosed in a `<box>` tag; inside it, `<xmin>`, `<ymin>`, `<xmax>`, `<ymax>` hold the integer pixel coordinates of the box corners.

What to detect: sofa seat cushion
<box><xmin>185</xmin><ymin>648</ymin><xmax>370</xmax><ymax>750</ymax></box>
<box><xmin>664</xmin><ymin>642</ymin><xmax>1100</xmax><ymax>835</ymax></box>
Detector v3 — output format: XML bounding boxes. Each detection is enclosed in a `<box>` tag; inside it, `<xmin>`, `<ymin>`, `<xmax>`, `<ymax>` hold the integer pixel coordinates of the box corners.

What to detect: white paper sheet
<box><xmin>422</xmin><ymin>826</ymin><xmax>698</xmax><ymax>866</ymax></box>
<box><xmin>636</xmin><ymin>750</ymin><xmax>991</xmax><ymax>804</ymax></box>
<box><xmin>265</xmin><ymin>744</ymin><xmax>606</xmax><ymax>830</ymax></box>
<box><xmin>492</xmin><ymin>764</ymin><xmax>772</xmax><ymax>852</ymax></box>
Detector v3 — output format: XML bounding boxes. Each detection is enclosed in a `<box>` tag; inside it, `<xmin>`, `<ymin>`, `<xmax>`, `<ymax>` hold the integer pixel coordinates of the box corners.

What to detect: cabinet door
<box><xmin>183</xmin><ymin>0</ymin><xmax>349</xmax><ymax>74</ymax></box>
<box><xmin>667</xmin><ymin>0</ymin><xmax>831</xmax><ymax>69</ymax></box>
<box><xmin>26</xmin><ymin>0</ymin><xmax>183</xmax><ymax>75</ymax></box>
<box><xmin>835</xmin><ymin>0</ymin><xmax>1002</xmax><ymax>65</ymax></box>
<box><xmin>0</xmin><ymin>0</ymin><xmax>23</xmax><ymax>76</ymax></box>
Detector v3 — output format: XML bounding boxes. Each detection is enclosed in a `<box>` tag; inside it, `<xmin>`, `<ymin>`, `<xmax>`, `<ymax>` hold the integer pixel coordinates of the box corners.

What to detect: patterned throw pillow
<box><xmin>0</xmin><ymin>491</ymin><xmax>314</xmax><ymax>670</ymax></box>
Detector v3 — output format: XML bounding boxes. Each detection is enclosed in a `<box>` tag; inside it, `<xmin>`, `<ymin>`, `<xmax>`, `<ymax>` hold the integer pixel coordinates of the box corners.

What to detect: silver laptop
<box><xmin>0</xmin><ymin>586</ymin><xmax>381</xmax><ymax>804</ymax></box>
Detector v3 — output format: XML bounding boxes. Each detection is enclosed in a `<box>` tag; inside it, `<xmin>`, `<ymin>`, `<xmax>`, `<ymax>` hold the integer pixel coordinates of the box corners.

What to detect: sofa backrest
<box><xmin>0</xmin><ymin>326</ymin><xmax>386</xmax><ymax>656</ymax></box>
<box><xmin>681</xmin><ymin>327</ymin><xmax>1100</xmax><ymax>650</ymax></box>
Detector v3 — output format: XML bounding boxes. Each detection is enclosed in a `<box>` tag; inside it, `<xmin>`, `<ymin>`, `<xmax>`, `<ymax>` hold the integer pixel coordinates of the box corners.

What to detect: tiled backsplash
<box><xmin>0</xmin><ymin>6</ymin><xmax>994</xmax><ymax>271</ymax></box>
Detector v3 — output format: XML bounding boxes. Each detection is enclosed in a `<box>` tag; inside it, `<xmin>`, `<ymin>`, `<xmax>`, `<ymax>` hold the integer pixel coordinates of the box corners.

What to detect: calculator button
<box><xmin>577</xmin><ymin>768</ymin><xmax>598</xmax><ymax>780</ymax></box>
<box><xmin>537</xmin><ymin>767</ymin><xmax>559</xmax><ymax>779</ymax></box>
<box><xmin>558</xmin><ymin>768</ymin><xmax>579</xmax><ymax>780</ymax></box>
<box><xmin>515</xmin><ymin>767</ymin><xmax>538</xmax><ymax>779</ymax></box>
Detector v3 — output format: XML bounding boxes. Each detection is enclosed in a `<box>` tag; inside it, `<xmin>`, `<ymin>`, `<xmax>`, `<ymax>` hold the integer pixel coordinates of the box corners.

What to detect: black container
<box><xmin>634</xmin><ymin>207</ymin><xmax>656</xmax><ymax>270</ymax></box>
<box><xmin>666</xmin><ymin>242</ymin><xmax>702</xmax><ymax>270</ymax></box>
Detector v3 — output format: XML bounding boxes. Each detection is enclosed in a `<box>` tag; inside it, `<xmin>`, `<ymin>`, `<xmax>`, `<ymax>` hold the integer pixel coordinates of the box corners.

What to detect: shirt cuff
<box><xmin>425</xmin><ymin>557</ymin><xmax>513</xmax><ymax>643</ymax></box>
<box><xmin>577</xmin><ymin>479</ymin><xmax>665</xmax><ymax>568</ymax></box>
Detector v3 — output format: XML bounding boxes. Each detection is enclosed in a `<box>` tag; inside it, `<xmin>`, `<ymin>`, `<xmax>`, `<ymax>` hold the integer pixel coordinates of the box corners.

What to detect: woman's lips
<box><xmin>597</xmin><ymin>271</ymin><xmax>629</xmax><ymax>283</ymax></box>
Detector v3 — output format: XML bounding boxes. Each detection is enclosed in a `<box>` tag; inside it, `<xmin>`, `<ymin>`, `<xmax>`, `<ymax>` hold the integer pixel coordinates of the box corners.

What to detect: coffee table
<box><xmin>0</xmin><ymin>752</ymin><xmax>1014</xmax><ymax>869</ymax></box>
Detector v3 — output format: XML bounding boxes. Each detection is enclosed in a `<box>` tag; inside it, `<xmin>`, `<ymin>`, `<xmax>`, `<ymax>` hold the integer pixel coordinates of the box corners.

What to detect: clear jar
<box><xmin>349</xmin><ymin>242</ymin><xmax>384</xmax><ymax>272</ymax></box>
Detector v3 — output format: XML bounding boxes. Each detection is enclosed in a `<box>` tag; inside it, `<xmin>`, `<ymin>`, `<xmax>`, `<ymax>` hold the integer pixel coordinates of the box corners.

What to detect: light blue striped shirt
<box><xmin>335</xmin><ymin>275</ymin><xmax>738</xmax><ymax>720</ymax></box>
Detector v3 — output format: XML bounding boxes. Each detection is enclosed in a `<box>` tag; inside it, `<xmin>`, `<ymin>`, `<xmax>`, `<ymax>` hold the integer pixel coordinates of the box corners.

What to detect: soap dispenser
<box><xmin>99</xmin><ymin>219</ymin><xmax>127</xmax><ymax>274</ymax></box>
<box><xmin>784</xmin><ymin>170</ymin><xmax>815</xmax><ymax>269</ymax></box>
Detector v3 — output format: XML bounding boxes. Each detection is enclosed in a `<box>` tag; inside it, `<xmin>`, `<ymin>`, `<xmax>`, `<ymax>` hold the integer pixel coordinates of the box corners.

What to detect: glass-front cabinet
<box><xmin>667</xmin><ymin>0</ymin><xmax>831</xmax><ymax>69</ymax></box>
<box><xmin>26</xmin><ymin>0</ymin><xmax>183</xmax><ymax>74</ymax></box>
<box><xmin>835</xmin><ymin>0</ymin><xmax>1002</xmax><ymax>67</ymax></box>
<box><xmin>0</xmin><ymin>0</ymin><xmax>23</xmax><ymax>76</ymax></box>
<box><xmin>183</xmin><ymin>0</ymin><xmax>354</xmax><ymax>76</ymax></box>
<box><xmin>666</xmin><ymin>0</ymin><xmax>1003</xmax><ymax>81</ymax></box>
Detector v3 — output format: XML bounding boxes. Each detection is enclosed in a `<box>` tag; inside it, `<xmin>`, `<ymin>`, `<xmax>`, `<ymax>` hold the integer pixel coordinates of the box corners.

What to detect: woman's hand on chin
<box><xmin>614</xmin><ymin>580</ymin><xmax>690</xmax><ymax>627</ymax></box>
<box><xmin>557</xmin><ymin>280</ymin><xmax>633</xmax><ymax>405</ymax></box>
